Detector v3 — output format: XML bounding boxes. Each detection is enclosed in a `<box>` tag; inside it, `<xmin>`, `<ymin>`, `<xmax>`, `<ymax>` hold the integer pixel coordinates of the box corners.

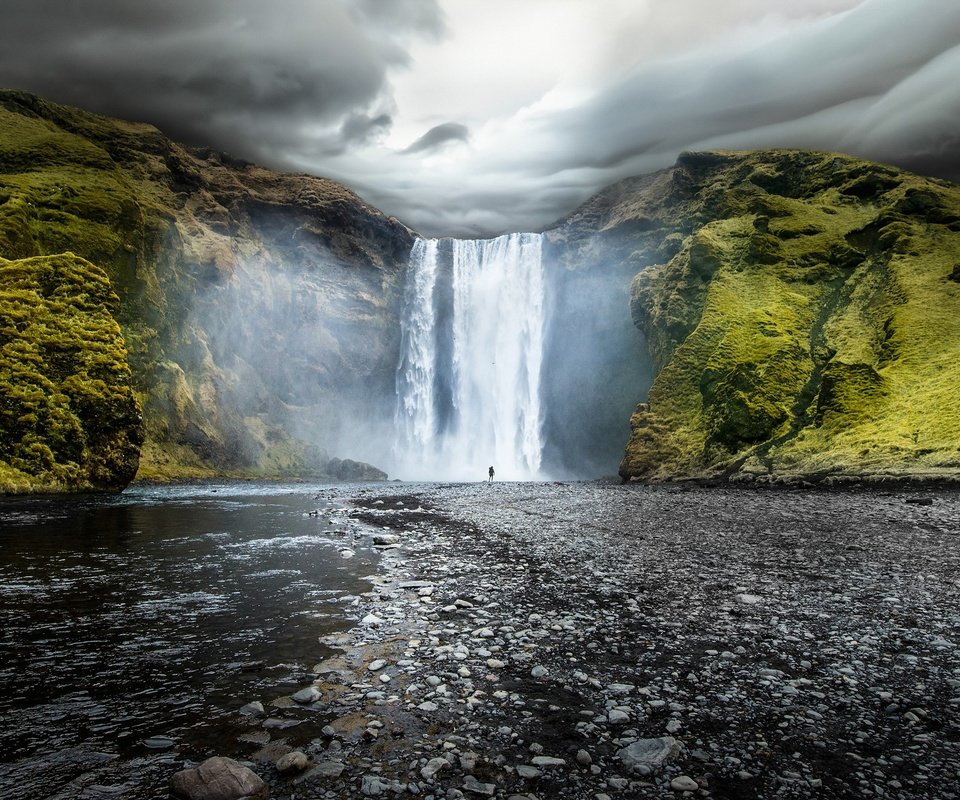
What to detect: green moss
<box><xmin>619</xmin><ymin>149</ymin><xmax>960</xmax><ymax>482</ymax></box>
<box><xmin>0</xmin><ymin>253</ymin><xmax>144</xmax><ymax>491</ymax></box>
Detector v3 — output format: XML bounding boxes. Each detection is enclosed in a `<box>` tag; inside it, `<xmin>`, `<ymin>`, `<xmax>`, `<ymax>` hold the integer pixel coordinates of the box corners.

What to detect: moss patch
<box><xmin>0</xmin><ymin>253</ymin><xmax>143</xmax><ymax>491</ymax></box>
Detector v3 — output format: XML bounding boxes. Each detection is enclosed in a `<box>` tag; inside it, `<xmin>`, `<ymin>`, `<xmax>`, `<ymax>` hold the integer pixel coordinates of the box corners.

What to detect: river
<box><xmin>0</xmin><ymin>483</ymin><xmax>380</xmax><ymax>765</ymax></box>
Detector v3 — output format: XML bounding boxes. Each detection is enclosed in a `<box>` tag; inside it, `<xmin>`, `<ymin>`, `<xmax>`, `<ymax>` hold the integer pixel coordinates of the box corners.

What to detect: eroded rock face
<box><xmin>170</xmin><ymin>756</ymin><xmax>268</xmax><ymax>800</ymax></box>
<box><xmin>0</xmin><ymin>90</ymin><xmax>413</xmax><ymax>485</ymax></box>
<box><xmin>552</xmin><ymin>149</ymin><xmax>960</xmax><ymax>483</ymax></box>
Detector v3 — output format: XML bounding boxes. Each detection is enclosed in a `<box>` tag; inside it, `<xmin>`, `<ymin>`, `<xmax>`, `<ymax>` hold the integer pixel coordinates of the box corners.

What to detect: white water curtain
<box><xmin>394</xmin><ymin>233</ymin><xmax>545</xmax><ymax>481</ymax></box>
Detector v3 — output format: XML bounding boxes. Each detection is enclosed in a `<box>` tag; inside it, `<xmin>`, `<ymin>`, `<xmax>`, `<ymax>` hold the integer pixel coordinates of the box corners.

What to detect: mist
<box><xmin>172</xmin><ymin>221</ymin><xmax>652</xmax><ymax>482</ymax></box>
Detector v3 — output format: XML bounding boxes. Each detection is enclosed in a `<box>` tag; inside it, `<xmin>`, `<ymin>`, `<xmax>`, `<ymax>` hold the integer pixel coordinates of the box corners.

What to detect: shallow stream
<box><xmin>0</xmin><ymin>483</ymin><xmax>378</xmax><ymax>762</ymax></box>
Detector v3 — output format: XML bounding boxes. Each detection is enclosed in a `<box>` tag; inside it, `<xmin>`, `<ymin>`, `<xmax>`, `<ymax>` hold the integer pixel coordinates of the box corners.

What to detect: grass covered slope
<box><xmin>0</xmin><ymin>254</ymin><xmax>143</xmax><ymax>491</ymax></box>
<box><xmin>0</xmin><ymin>90</ymin><xmax>412</xmax><ymax>487</ymax></box>
<box><xmin>602</xmin><ymin>150</ymin><xmax>960</xmax><ymax>482</ymax></box>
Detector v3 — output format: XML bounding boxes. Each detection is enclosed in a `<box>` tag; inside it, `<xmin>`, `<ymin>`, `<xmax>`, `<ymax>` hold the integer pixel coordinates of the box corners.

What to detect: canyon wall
<box><xmin>0</xmin><ymin>91</ymin><xmax>412</xmax><ymax>490</ymax></box>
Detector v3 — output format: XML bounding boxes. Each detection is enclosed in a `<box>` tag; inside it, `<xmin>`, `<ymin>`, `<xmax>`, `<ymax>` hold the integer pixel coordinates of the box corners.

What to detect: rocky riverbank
<box><xmin>5</xmin><ymin>482</ymin><xmax>959</xmax><ymax>799</ymax></box>
<box><xmin>228</xmin><ymin>482</ymin><xmax>960</xmax><ymax>799</ymax></box>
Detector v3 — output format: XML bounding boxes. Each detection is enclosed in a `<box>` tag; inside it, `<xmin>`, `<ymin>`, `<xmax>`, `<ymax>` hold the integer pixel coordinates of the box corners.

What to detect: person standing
<box><xmin>488</xmin><ymin>466</ymin><xmax>495</xmax><ymax>483</ymax></box>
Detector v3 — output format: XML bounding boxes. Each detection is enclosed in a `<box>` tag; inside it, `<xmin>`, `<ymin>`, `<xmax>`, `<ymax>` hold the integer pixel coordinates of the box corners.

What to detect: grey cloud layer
<box><xmin>1</xmin><ymin>0</ymin><xmax>957</xmax><ymax>236</ymax></box>
<box><xmin>0</xmin><ymin>0</ymin><xmax>442</xmax><ymax>157</ymax></box>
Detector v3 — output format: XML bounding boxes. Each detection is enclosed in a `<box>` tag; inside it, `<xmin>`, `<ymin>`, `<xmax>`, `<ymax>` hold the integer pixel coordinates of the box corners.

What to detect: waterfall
<box><xmin>394</xmin><ymin>233</ymin><xmax>546</xmax><ymax>480</ymax></box>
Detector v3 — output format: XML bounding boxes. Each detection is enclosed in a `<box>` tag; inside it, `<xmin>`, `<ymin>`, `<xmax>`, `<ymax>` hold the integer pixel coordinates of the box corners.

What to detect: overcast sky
<box><xmin>2</xmin><ymin>0</ymin><xmax>958</xmax><ymax>236</ymax></box>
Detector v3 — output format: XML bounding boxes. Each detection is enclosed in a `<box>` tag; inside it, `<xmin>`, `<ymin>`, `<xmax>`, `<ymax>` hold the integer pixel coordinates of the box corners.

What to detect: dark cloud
<box><xmin>341</xmin><ymin>112</ymin><xmax>393</xmax><ymax>145</ymax></box>
<box><xmin>0</xmin><ymin>0</ymin><xmax>957</xmax><ymax>236</ymax></box>
<box><xmin>402</xmin><ymin>122</ymin><xmax>470</xmax><ymax>155</ymax></box>
<box><xmin>0</xmin><ymin>0</ymin><xmax>432</xmax><ymax>162</ymax></box>
<box><xmin>516</xmin><ymin>0</ymin><xmax>960</xmax><ymax>186</ymax></box>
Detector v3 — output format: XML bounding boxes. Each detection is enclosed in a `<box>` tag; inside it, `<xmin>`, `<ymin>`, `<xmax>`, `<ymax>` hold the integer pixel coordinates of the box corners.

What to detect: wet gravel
<box><xmin>4</xmin><ymin>481</ymin><xmax>959</xmax><ymax>799</ymax></box>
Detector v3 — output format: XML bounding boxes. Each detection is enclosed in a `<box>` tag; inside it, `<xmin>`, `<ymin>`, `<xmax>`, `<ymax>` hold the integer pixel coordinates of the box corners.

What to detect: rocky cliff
<box><xmin>553</xmin><ymin>150</ymin><xmax>960</xmax><ymax>483</ymax></box>
<box><xmin>0</xmin><ymin>90</ymin><xmax>411</xmax><ymax>491</ymax></box>
<box><xmin>4</xmin><ymin>90</ymin><xmax>959</xmax><ymax>490</ymax></box>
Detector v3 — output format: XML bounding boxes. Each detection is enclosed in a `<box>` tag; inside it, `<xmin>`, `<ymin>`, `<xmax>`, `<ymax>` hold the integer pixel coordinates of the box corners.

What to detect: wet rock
<box><xmin>671</xmin><ymin>775</ymin><xmax>699</xmax><ymax>791</ymax></box>
<box><xmin>238</xmin><ymin>701</ymin><xmax>265</xmax><ymax>716</ymax></box>
<box><xmin>170</xmin><ymin>756</ymin><xmax>267</xmax><ymax>800</ymax></box>
<box><xmin>361</xmin><ymin>773</ymin><xmax>387</xmax><ymax>795</ymax></box>
<box><xmin>421</xmin><ymin>757</ymin><xmax>450</xmax><ymax>780</ymax></box>
<box><xmin>462</xmin><ymin>774</ymin><xmax>496</xmax><ymax>795</ymax></box>
<box><xmin>530</xmin><ymin>756</ymin><xmax>565</xmax><ymax>767</ymax></box>
<box><xmin>291</xmin><ymin>687</ymin><xmax>320</xmax><ymax>704</ymax></box>
<box><xmin>618</xmin><ymin>737</ymin><xmax>680</xmax><ymax>774</ymax></box>
<box><xmin>276</xmin><ymin>750</ymin><xmax>309</xmax><ymax>774</ymax></box>
<box><xmin>516</xmin><ymin>765</ymin><xmax>542</xmax><ymax>778</ymax></box>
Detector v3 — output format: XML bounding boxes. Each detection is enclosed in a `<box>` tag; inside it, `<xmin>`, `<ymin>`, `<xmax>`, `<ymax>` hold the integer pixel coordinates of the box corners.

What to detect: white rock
<box><xmin>530</xmin><ymin>756</ymin><xmax>566</xmax><ymax>767</ymax></box>
<box><xmin>291</xmin><ymin>687</ymin><xmax>320</xmax><ymax>704</ymax></box>
<box><xmin>417</xmin><ymin>701</ymin><xmax>439</xmax><ymax>712</ymax></box>
<box><xmin>420</xmin><ymin>757</ymin><xmax>450</xmax><ymax>780</ymax></box>
<box><xmin>531</xmin><ymin>665</ymin><xmax>549</xmax><ymax>678</ymax></box>
<box><xmin>608</xmin><ymin>709</ymin><xmax>630</xmax><ymax>724</ymax></box>
<box><xmin>516</xmin><ymin>765</ymin><xmax>542</xmax><ymax>779</ymax></box>
<box><xmin>671</xmin><ymin>775</ymin><xmax>699</xmax><ymax>791</ymax></box>
<box><xmin>361</xmin><ymin>614</ymin><xmax>384</xmax><ymax>627</ymax></box>
<box><xmin>618</xmin><ymin>737</ymin><xmax>680</xmax><ymax>773</ymax></box>
<box><xmin>276</xmin><ymin>750</ymin><xmax>309</xmax><ymax>774</ymax></box>
<box><xmin>736</xmin><ymin>593</ymin><xmax>762</xmax><ymax>604</ymax></box>
<box><xmin>367</xmin><ymin>659</ymin><xmax>387</xmax><ymax>672</ymax></box>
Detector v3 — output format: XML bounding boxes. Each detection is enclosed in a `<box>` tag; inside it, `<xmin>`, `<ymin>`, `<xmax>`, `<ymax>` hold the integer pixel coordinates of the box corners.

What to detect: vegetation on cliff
<box><xmin>0</xmin><ymin>90</ymin><xmax>412</xmax><ymax>490</ymax></box>
<box><xmin>560</xmin><ymin>150</ymin><xmax>960</xmax><ymax>482</ymax></box>
<box><xmin>0</xmin><ymin>253</ymin><xmax>142</xmax><ymax>491</ymax></box>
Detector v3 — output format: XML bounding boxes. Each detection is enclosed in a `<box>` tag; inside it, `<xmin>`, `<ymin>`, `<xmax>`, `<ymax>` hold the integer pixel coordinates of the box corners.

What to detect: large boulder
<box><xmin>170</xmin><ymin>756</ymin><xmax>268</xmax><ymax>800</ymax></box>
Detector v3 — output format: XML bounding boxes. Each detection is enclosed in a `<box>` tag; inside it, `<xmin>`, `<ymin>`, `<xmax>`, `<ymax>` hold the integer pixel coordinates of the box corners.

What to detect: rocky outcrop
<box><xmin>0</xmin><ymin>253</ymin><xmax>142</xmax><ymax>491</ymax></box>
<box><xmin>552</xmin><ymin>149</ymin><xmax>960</xmax><ymax>483</ymax></box>
<box><xmin>0</xmin><ymin>90</ymin><xmax>413</xmax><ymax>490</ymax></box>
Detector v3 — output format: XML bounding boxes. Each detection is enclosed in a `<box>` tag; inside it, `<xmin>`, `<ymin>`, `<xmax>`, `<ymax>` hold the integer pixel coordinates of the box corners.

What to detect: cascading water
<box><xmin>394</xmin><ymin>233</ymin><xmax>546</xmax><ymax>480</ymax></box>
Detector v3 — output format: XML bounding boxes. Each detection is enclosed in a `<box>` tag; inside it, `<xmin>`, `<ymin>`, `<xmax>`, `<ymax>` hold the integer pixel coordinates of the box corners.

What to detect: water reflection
<box><xmin>0</xmin><ymin>484</ymin><xmax>377</xmax><ymax>760</ymax></box>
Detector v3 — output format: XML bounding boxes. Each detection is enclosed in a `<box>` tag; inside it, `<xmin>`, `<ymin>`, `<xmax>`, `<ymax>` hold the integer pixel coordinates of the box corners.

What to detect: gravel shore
<box><xmin>247</xmin><ymin>481</ymin><xmax>960</xmax><ymax>799</ymax></box>
<box><xmin>5</xmin><ymin>481</ymin><xmax>958</xmax><ymax>799</ymax></box>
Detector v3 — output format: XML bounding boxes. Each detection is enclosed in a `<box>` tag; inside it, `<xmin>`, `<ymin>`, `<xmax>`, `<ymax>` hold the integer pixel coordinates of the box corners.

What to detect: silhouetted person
<box><xmin>488</xmin><ymin>466</ymin><xmax>495</xmax><ymax>483</ymax></box>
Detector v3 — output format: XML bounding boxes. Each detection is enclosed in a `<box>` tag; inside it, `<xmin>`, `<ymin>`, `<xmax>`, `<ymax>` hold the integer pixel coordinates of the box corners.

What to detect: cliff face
<box><xmin>0</xmin><ymin>91</ymin><xmax>413</xmax><ymax>490</ymax></box>
<box><xmin>558</xmin><ymin>150</ymin><xmax>960</xmax><ymax>483</ymax></box>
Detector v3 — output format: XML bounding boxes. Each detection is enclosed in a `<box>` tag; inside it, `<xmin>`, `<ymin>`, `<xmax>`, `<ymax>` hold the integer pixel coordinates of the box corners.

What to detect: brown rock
<box><xmin>170</xmin><ymin>756</ymin><xmax>268</xmax><ymax>800</ymax></box>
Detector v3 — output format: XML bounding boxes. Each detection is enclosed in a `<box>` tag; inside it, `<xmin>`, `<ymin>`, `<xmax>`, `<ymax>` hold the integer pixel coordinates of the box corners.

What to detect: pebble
<box><xmin>530</xmin><ymin>756</ymin><xmax>565</xmax><ymax>767</ymax></box>
<box><xmin>291</xmin><ymin>686</ymin><xmax>320</xmax><ymax>704</ymax></box>
<box><xmin>421</xmin><ymin>757</ymin><xmax>450</xmax><ymax>780</ymax></box>
<box><xmin>670</xmin><ymin>775</ymin><xmax>699</xmax><ymax>792</ymax></box>
<box><xmin>276</xmin><ymin>750</ymin><xmax>309</xmax><ymax>774</ymax></box>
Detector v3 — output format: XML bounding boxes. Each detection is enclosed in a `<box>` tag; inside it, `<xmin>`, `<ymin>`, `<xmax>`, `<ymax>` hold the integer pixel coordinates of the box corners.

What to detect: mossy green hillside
<box><xmin>0</xmin><ymin>91</ymin><xmax>412</xmax><ymax>489</ymax></box>
<box><xmin>0</xmin><ymin>253</ymin><xmax>143</xmax><ymax>492</ymax></box>
<box><xmin>601</xmin><ymin>150</ymin><xmax>960</xmax><ymax>482</ymax></box>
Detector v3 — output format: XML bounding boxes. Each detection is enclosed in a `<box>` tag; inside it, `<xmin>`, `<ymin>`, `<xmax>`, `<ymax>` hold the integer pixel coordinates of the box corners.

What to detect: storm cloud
<box><xmin>1</xmin><ymin>0</ymin><xmax>958</xmax><ymax>235</ymax></box>
<box><xmin>402</xmin><ymin>122</ymin><xmax>470</xmax><ymax>154</ymax></box>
